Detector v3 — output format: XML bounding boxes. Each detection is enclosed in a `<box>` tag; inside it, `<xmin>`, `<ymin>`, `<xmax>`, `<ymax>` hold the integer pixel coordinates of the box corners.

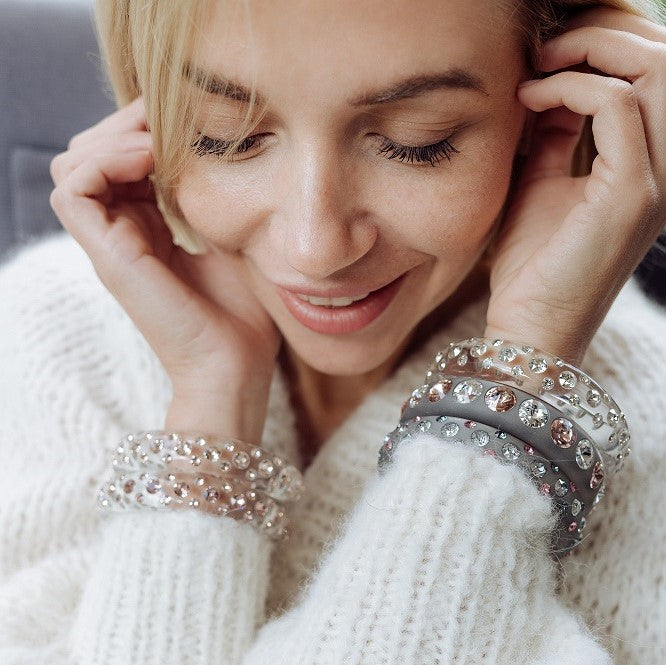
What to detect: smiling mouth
<box><xmin>294</xmin><ymin>292</ymin><xmax>371</xmax><ymax>308</ymax></box>
<box><xmin>276</xmin><ymin>274</ymin><xmax>407</xmax><ymax>334</ymax></box>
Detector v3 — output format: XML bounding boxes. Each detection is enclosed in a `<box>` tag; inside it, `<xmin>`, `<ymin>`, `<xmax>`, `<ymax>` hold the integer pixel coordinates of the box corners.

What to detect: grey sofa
<box><xmin>0</xmin><ymin>0</ymin><xmax>114</xmax><ymax>261</ymax></box>
<box><xmin>1</xmin><ymin>0</ymin><xmax>664</xmax><ymax>303</ymax></box>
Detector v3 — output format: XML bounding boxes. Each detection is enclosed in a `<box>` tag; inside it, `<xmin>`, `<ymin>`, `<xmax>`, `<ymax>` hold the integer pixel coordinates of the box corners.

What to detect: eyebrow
<box><xmin>183</xmin><ymin>63</ymin><xmax>489</xmax><ymax>107</ymax></box>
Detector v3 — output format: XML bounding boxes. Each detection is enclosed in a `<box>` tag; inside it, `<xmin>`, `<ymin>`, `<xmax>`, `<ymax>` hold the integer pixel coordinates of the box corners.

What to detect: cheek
<box><xmin>376</xmin><ymin>144</ymin><xmax>516</xmax><ymax>261</ymax></box>
<box><xmin>175</xmin><ymin>165</ymin><xmax>266</xmax><ymax>250</ymax></box>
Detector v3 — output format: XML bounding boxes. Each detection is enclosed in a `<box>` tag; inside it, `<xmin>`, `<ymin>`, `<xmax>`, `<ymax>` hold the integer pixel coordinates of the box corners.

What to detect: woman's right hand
<box><xmin>49</xmin><ymin>97</ymin><xmax>281</xmax><ymax>442</ymax></box>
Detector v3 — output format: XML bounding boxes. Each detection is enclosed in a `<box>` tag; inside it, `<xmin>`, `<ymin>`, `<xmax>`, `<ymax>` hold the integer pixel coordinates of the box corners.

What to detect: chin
<box><xmin>282</xmin><ymin>330</ymin><xmax>408</xmax><ymax>377</ymax></box>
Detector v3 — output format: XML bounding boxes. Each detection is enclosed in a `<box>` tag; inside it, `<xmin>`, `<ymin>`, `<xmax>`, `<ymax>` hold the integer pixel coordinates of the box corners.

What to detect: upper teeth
<box><xmin>297</xmin><ymin>293</ymin><xmax>370</xmax><ymax>307</ymax></box>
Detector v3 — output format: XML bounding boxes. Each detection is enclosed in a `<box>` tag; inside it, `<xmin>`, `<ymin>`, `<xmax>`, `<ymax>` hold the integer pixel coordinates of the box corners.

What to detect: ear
<box><xmin>516</xmin><ymin>110</ymin><xmax>537</xmax><ymax>157</ymax></box>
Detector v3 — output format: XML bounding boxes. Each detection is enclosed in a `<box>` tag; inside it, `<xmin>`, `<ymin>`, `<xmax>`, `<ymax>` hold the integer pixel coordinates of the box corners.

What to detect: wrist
<box><xmin>166</xmin><ymin>373</ymin><xmax>273</xmax><ymax>443</ymax></box>
<box><xmin>482</xmin><ymin>325</ymin><xmax>587</xmax><ymax>367</ymax></box>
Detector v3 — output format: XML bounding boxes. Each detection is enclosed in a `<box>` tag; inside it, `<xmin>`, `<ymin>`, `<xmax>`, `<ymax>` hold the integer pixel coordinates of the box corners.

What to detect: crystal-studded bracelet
<box><xmin>400</xmin><ymin>375</ymin><xmax>605</xmax><ymax>513</ymax></box>
<box><xmin>426</xmin><ymin>338</ymin><xmax>630</xmax><ymax>477</ymax></box>
<box><xmin>97</xmin><ymin>430</ymin><xmax>305</xmax><ymax>541</ymax></box>
<box><xmin>379</xmin><ymin>416</ymin><xmax>591</xmax><ymax>556</ymax></box>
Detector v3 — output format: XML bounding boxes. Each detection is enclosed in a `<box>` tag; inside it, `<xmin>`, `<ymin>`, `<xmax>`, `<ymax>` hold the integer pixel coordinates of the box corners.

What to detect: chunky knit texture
<box><xmin>0</xmin><ymin>232</ymin><xmax>664</xmax><ymax>664</ymax></box>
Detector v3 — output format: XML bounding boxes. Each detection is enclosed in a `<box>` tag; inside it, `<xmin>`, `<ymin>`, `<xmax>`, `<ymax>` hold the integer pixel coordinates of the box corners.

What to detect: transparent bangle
<box><xmin>422</xmin><ymin>337</ymin><xmax>630</xmax><ymax>478</ymax></box>
<box><xmin>96</xmin><ymin>430</ymin><xmax>305</xmax><ymax>541</ymax></box>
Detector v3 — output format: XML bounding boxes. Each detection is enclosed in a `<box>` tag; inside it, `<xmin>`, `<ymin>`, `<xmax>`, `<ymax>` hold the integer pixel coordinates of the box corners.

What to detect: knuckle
<box><xmin>49</xmin><ymin>186</ymin><xmax>67</xmax><ymax>216</ymax></box>
<box><xmin>603</xmin><ymin>78</ymin><xmax>636</xmax><ymax>107</ymax></box>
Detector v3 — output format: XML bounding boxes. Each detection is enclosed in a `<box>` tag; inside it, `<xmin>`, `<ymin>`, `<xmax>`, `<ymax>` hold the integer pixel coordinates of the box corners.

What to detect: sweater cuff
<box><xmin>243</xmin><ymin>434</ymin><xmax>610</xmax><ymax>664</ymax></box>
<box><xmin>68</xmin><ymin>509</ymin><xmax>271</xmax><ymax>665</ymax></box>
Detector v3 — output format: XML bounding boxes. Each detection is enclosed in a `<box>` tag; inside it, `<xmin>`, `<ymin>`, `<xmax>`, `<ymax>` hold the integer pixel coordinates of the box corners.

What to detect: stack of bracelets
<box><xmin>96</xmin><ymin>431</ymin><xmax>305</xmax><ymax>541</ymax></box>
<box><xmin>378</xmin><ymin>337</ymin><xmax>631</xmax><ymax>558</ymax></box>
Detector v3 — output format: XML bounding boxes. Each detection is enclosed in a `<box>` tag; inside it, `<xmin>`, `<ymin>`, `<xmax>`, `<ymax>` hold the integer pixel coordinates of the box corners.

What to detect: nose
<box><xmin>280</xmin><ymin>140</ymin><xmax>377</xmax><ymax>280</ymax></box>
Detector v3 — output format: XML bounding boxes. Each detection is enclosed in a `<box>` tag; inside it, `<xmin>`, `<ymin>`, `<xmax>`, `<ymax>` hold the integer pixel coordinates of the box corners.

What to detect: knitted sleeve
<box><xmin>0</xmin><ymin>234</ymin><xmax>275</xmax><ymax>664</ymax></box>
<box><xmin>240</xmin><ymin>433</ymin><xmax>612</xmax><ymax>665</ymax></box>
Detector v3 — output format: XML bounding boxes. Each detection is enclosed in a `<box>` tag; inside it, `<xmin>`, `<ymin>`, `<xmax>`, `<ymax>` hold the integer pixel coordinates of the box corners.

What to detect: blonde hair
<box><xmin>93</xmin><ymin>0</ymin><xmax>666</xmax><ymax>255</ymax></box>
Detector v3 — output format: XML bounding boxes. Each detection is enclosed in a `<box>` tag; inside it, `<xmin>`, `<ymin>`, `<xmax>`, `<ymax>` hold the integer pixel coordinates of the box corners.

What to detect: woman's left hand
<box><xmin>484</xmin><ymin>7</ymin><xmax>666</xmax><ymax>365</ymax></box>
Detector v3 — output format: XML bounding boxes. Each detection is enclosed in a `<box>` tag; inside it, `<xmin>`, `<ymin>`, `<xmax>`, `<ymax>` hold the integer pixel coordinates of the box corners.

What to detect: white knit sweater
<box><xmin>0</xmin><ymin>231</ymin><xmax>664</xmax><ymax>665</ymax></box>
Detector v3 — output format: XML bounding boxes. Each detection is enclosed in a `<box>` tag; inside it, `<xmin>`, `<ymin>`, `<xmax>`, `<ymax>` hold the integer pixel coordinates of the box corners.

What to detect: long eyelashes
<box><xmin>191</xmin><ymin>132</ymin><xmax>460</xmax><ymax>167</ymax></box>
<box><xmin>375</xmin><ymin>136</ymin><xmax>459</xmax><ymax>167</ymax></box>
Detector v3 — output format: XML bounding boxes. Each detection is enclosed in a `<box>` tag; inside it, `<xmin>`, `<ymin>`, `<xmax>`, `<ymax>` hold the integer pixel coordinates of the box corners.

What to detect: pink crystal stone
<box><xmin>539</xmin><ymin>483</ymin><xmax>551</xmax><ymax>496</ymax></box>
<box><xmin>464</xmin><ymin>420</ymin><xmax>477</xmax><ymax>429</ymax></box>
<box><xmin>590</xmin><ymin>461</ymin><xmax>604</xmax><ymax>490</ymax></box>
<box><xmin>551</xmin><ymin>418</ymin><xmax>576</xmax><ymax>448</ymax></box>
<box><xmin>484</xmin><ymin>386</ymin><xmax>517</xmax><ymax>412</ymax></box>
<box><xmin>523</xmin><ymin>444</ymin><xmax>534</xmax><ymax>455</ymax></box>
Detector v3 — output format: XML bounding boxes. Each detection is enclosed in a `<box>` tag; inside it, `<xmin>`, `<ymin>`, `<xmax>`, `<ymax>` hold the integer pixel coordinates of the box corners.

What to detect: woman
<box><xmin>1</xmin><ymin>0</ymin><xmax>665</xmax><ymax>662</ymax></box>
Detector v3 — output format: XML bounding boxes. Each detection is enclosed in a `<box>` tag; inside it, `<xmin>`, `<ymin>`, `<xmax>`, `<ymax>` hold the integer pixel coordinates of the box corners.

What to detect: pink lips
<box><xmin>276</xmin><ymin>275</ymin><xmax>406</xmax><ymax>334</ymax></box>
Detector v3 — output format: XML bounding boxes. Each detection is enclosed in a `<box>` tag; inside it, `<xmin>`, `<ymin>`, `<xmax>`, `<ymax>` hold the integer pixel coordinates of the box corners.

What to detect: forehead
<box><xmin>191</xmin><ymin>0</ymin><xmax>522</xmax><ymax>107</ymax></box>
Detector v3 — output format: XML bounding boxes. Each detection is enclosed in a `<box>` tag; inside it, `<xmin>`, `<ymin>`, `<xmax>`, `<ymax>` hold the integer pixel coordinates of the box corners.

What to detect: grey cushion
<box><xmin>0</xmin><ymin>0</ymin><xmax>116</xmax><ymax>261</ymax></box>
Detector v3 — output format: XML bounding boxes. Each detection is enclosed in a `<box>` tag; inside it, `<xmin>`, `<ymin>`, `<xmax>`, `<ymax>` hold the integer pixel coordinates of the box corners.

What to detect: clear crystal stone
<box><xmin>522</xmin><ymin>345</ymin><xmax>534</xmax><ymax>353</ymax></box>
<box><xmin>204</xmin><ymin>447</ymin><xmax>221</xmax><ymax>461</ymax></box>
<box><xmin>502</xmin><ymin>442</ymin><xmax>520</xmax><ymax>460</ymax></box>
<box><xmin>441</xmin><ymin>422</ymin><xmax>460</xmax><ymax>437</ymax></box>
<box><xmin>592</xmin><ymin>413</ymin><xmax>604</xmax><ymax>429</ymax></box>
<box><xmin>481</xmin><ymin>357</ymin><xmax>494</xmax><ymax>369</ymax></box>
<box><xmin>144</xmin><ymin>476</ymin><xmax>161</xmax><ymax>494</ymax></box>
<box><xmin>551</xmin><ymin>418</ymin><xmax>576</xmax><ymax>448</ymax></box>
<box><xmin>593</xmin><ymin>484</ymin><xmax>605</xmax><ymax>505</ymax></box>
<box><xmin>484</xmin><ymin>386</ymin><xmax>517</xmax><ymax>412</ymax></box>
<box><xmin>498</xmin><ymin>346</ymin><xmax>518</xmax><ymax>362</ymax></box>
<box><xmin>512</xmin><ymin>365</ymin><xmax>525</xmax><ymax>377</ymax></box>
<box><xmin>203</xmin><ymin>487</ymin><xmax>219</xmax><ymax>502</ymax></box>
<box><xmin>258</xmin><ymin>459</ymin><xmax>275</xmax><ymax>477</ymax></box>
<box><xmin>554</xmin><ymin>479</ymin><xmax>569</xmax><ymax>497</ymax></box>
<box><xmin>457</xmin><ymin>352</ymin><xmax>469</xmax><ymax>366</ymax></box>
<box><xmin>558</xmin><ymin>371</ymin><xmax>577</xmax><ymax>389</ymax></box>
<box><xmin>409</xmin><ymin>384</ymin><xmax>428</xmax><ymax>407</ymax></box>
<box><xmin>575</xmin><ymin>440</ymin><xmax>594</xmax><ymax>469</ymax></box>
<box><xmin>453</xmin><ymin>379</ymin><xmax>484</xmax><ymax>403</ymax></box>
<box><xmin>571</xmin><ymin>499</ymin><xmax>583</xmax><ymax>516</ymax></box>
<box><xmin>607</xmin><ymin>408</ymin><xmax>620</xmax><ymax>427</ymax></box>
<box><xmin>470</xmin><ymin>343</ymin><xmax>487</xmax><ymax>357</ymax></box>
<box><xmin>471</xmin><ymin>430</ymin><xmax>490</xmax><ymax>446</ymax></box>
<box><xmin>518</xmin><ymin>399</ymin><xmax>549</xmax><ymax>428</ymax></box>
<box><xmin>224</xmin><ymin>441</ymin><xmax>235</xmax><ymax>452</ymax></box>
<box><xmin>150</xmin><ymin>439</ymin><xmax>164</xmax><ymax>454</ymax></box>
<box><xmin>492</xmin><ymin>339</ymin><xmax>503</xmax><ymax>346</ymax></box>
<box><xmin>418</xmin><ymin>420</ymin><xmax>431</xmax><ymax>432</ymax></box>
<box><xmin>529</xmin><ymin>357</ymin><xmax>548</xmax><ymax>373</ymax></box>
<box><xmin>428</xmin><ymin>380</ymin><xmax>451</xmax><ymax>402</ymax></box>
<box><xmin>587</xmin><ymin>389</ymin><xmax>601</xmax><ymax>407</ymax></box>
<box><xmin>542</xmin><ymin>377</ymin><xmax>555</xmax><ymax>390</ymax></box>
<box><xmin>530</xmin><ymin>459</ymin><xmax>547</xmax><ymax>478</ymax></box>
<box><xmin>578</xmin><ymin>516</ymin><xmax>587</xmax><ymax>531</ymax></box>
<box><xmin>175</xmin><ymin>441</ymin><xmax>192</xmax><ymax>456</ymax></box>
<box><xmin>173</xmin><ymin>482</ymin><xmax>189</xmax><ymax>498</ymax></box>
<box><xmin>232</xmin><ymin>451</ymin><xmax>250</xmax><ymax>469</ymax></box>
<box><xmin>448</xmin><ymin>345</ymin><xmax>462</xmax><ymax>359</ymax></box>
<box><xmin>435</xmin><ymin>351</ymin><xmax>445</xmax><ymax>364</ymax></box>
<box><xmin>230</xmin><ymin>494</ymin><xmax>246</xmax><ymax>507</ymax></box>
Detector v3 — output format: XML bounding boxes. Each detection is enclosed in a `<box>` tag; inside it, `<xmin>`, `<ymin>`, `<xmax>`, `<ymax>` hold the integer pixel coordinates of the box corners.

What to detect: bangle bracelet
<box><xmin>379</xmin><ymin>415</ymin><xmax>591</xmax><ymax>556</ymax></box>
<box><xmin>401</xmin><ymin>375</ymin><xmax>604</xmax><ymax>512</ymax></box>
<box><xmin>424</xmin><ymin>338</ymin><xmax>630</xmax><ymax>477</ymax></box>
<box><xmin>96</xmin><ymin>430</ymin><xmax>305</xmax><ymax>541</ymax></box>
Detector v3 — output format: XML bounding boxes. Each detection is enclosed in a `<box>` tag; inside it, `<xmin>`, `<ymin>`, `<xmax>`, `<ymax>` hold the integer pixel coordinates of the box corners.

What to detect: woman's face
<box><xmin>176</xmin><ymin>0</ymin><xmax>528</xmax><ymax>375</ymax></box>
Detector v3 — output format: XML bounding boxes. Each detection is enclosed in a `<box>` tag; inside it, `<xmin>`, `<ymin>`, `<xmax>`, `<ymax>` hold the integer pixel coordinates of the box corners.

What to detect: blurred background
<box><xmin>0</xmin><ymin>0</ymin><xmax>664</xmax><ymax>304</ymax></box>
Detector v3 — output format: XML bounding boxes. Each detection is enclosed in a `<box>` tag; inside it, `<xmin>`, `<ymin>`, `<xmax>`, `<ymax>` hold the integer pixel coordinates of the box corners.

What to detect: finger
<box><xmin>517</xmin><ymin>72</ymin><xmax>650</xmax><ymax>186</ymax></box>
<box><xmin>516</xmin><ymin>105</ymin><xmax>586</xmax><ymax>184</ymax></box>
<box><xmin>563</xmin><ymin>7</ymin><xmax>666</xmax><ymax>43</ymax></box>
<box><xmin>541</xmin><ymin>27</ymin><xmax>666</xmax><ymax>80</ymax></box>
<box><xmin>49</xmin><ymin>149</ymin><xmax>153</xmax><ymax>251</ymax></box>
<box><xmin>50</xmin><ymin>130</ymin><xmax>153</xmax><ymax>184</ymax></box>
<box><xmin>67</xmin><ymin>97</ymin><xmax>148</xmax><ymax>150</ymax></box>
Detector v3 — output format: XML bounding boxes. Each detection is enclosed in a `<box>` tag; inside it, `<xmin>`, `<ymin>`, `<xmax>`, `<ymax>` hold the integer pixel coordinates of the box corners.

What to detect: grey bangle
<box><xmin>400</xmin><ymin>376</ymin><xmax>604</xmax><ymax>513</ymax></box>
<box><xmin>428</xmin><ymin>338</ymin><xmax>630</xmax><ymax>477</ymax></box>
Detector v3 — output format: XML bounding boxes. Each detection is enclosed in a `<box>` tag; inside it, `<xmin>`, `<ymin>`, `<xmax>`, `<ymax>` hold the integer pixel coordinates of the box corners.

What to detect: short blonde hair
<box><xmin>93</xmin><ymin>0</ymin><xmax>665</xmax><ymax>254</ymax></box>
